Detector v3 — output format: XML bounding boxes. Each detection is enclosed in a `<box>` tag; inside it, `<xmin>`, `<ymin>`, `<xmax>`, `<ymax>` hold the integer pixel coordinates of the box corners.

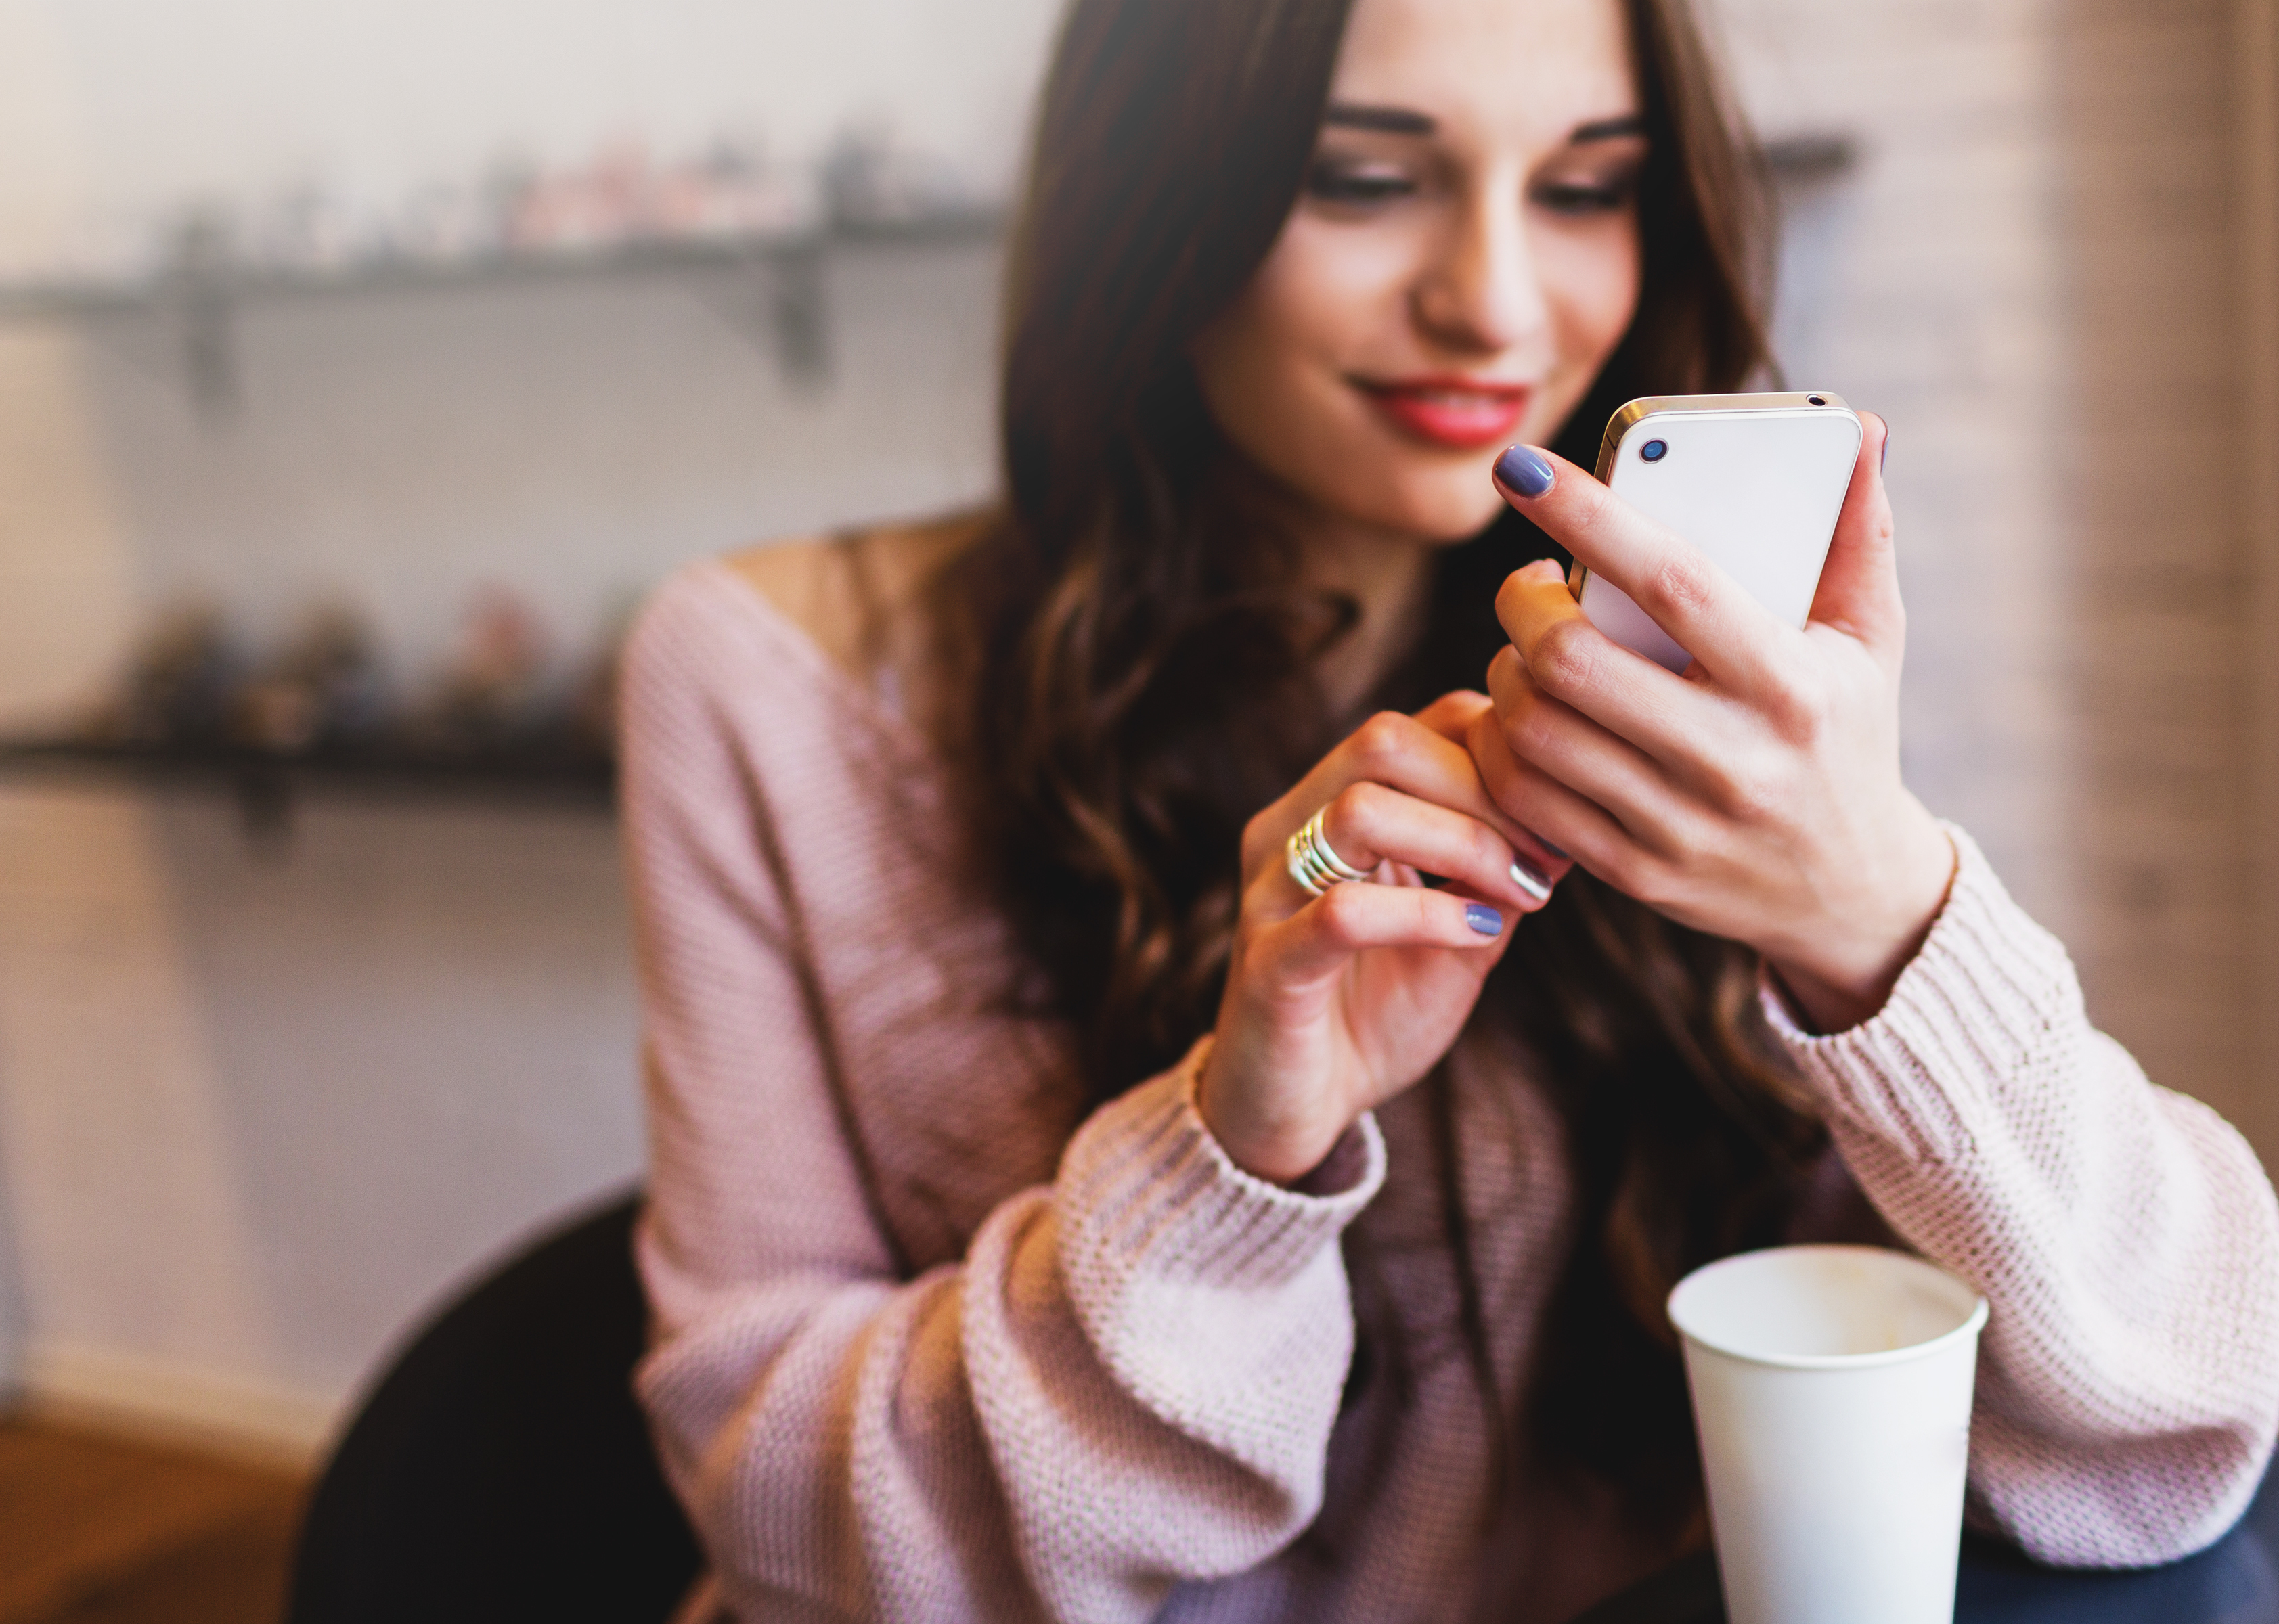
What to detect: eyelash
<box><xmin>1302</xmin><ymin>162</ymin><xmax>1638</xmax><ymax>215</ymax></box>
<box><xmin>1303</xmin><ymin>164</ymin><xmax>1415</xmax><ymax>205</ymax></box>
<box><xmin>1532</xmin><ymin>178</ymin><xmax>1635</xmax><ymax>216</ymax></box>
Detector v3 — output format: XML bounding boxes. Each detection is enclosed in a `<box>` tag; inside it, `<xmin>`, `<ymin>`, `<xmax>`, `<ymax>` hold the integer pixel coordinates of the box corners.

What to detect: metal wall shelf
<box><xmin>0</xmin><ymin>739</ymin><xmax>616</xmax><ymax>843</ymax></box>
<box><xmin>0</xmin><ymin>209</ymin><xmax>1004</xmax><ymax>409</ymax></box>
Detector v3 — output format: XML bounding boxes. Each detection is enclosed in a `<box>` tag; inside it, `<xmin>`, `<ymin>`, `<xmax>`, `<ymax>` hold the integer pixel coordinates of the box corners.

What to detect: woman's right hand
<box><xmin>1197</xmin><ymin>693</ymin><xmax>1572</xmax><ymax>1184</ymax></box>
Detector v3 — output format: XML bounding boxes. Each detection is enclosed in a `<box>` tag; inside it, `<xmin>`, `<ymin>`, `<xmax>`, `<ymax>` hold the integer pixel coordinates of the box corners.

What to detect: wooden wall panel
<box><xmin>2238</xmin><ymin>0</ymin><xmax>2279</xmax><ymax>1160</ymax></box>
<box><xmin>1720</xmin><ymin>0</ymin><xmax>2272</xmax><ymax>1159</ymax></box>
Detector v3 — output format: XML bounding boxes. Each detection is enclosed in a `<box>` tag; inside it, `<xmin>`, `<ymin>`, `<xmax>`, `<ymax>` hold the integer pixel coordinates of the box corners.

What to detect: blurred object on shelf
<box><xmin>229</xmin><ymin>604</ymin><xmax>387</xmax><ymax>755</ymax></box>
<box><xmin>403</xmin><ymin>587</ymin><xmax>554</xmax><ymax>753</ymax></box>
<box><xmin>252</xmin><ymin>183</ymin><xmax>382</xmax><ymax>277</ymax></box>
<box><xmin>6</xmin><ymin>587</ymin><xmax>627</xmax><ymax>811</ymax></box>
<box><xmin>0</xmin><ymin>125</ymin><xmax>983</xmax><ymax>309</ymax></box>
<box><xmin>665</xmin><ymin>143</ymin><xmax>817</xmax><ymax>240</ymax></box>
<box><xmin>502</xmin><ymin>139</ymin><xmax>814</xmax><ymax>256</ymax></box>
<box><xmin>393</xmin><ymin>179</ymin><xmax>507</xmax><ymax>267</ymax></box>
<box><xmin>89</xmin><ymin>601</ymin><xmax>241</xmax><ymax>746</ymax></box>
<box><xmin>822</xmin><ymin>127</ymin><xmax>974</xmax><ymax>229</ymax></box>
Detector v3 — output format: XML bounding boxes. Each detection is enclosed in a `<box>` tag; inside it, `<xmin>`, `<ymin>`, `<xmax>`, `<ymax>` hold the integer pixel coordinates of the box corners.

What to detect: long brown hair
<box><xmin>934</xmin><ymin>0</ymin><xmax>1826</xmax><ymax>1545</ymax></box>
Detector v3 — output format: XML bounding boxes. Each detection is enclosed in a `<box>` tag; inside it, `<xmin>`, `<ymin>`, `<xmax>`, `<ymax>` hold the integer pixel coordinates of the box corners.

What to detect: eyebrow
<box><xmin>1322</xmin><ymin>102</ymin><xmax>1435</xmax><ymax>134</ymax></box>
<box><xmin>1570</xmin><ymin>113</ymin><xmax>1647</xmax><ymax>143</ymax></box>
<box><xmin>1319</xmin><ymin>104</ymin><xmax>1648</xmax><ymax>144</ymax></box>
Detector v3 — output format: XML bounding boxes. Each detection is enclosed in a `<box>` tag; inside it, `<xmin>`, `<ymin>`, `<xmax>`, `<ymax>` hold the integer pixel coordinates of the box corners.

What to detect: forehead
<box><xmin>1328</xmin><ymin>0</ymin><xmax>1637</xmax><ymax>147</ymax></box>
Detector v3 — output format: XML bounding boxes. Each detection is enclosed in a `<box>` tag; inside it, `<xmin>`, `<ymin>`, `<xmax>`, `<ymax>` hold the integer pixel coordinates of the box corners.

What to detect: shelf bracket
<box><xmin>770</xmin><ymin>242</ymin><xmax>831</xmax><ymax>387</ymax></box>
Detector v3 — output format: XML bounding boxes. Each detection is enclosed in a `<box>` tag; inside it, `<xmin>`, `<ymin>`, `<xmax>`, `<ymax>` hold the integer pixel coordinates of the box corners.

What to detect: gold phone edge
<box><xmin>1568</xmin><ymin>390</ymin><xmax>1854</xmax><ymax>600</ymax></box>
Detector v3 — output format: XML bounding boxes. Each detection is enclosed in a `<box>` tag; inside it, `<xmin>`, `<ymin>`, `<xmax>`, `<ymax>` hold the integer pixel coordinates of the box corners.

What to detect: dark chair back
<box><xmin>286</xmin><ymin>1190</ymin><xmax>703</xmax><ymax>1623</ymax></box>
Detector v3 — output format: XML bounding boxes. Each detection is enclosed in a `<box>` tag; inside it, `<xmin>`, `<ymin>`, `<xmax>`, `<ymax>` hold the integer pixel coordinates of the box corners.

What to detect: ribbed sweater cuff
<box><xmin>1055</xmin><ymin>1038</ymin><xmax>1387</xmax><ymax>1294</ymax></box>
<box><xmin>1761</xmin><ymin>823</ymin><xmax>2081</xmax><ymax>1167</ymax></box>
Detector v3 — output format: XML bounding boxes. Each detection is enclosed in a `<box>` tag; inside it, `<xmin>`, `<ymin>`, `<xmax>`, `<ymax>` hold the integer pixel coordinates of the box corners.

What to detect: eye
<box><xmin>1303</xmin><ymin>160</ymin><xmax>1417</xmax><ymax>206</ymax></box>
<box><xmin>1531</xmin><ymin>175</ymin><xmax>1637</xmax><ymax>217</ymax></box>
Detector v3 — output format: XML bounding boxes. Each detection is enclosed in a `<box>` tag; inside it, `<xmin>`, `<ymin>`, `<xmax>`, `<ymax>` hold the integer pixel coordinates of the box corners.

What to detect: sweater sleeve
<box><xmin>619</xmin><ymin>574</ymin><xmax>1384</xmax><ymax>1624</ymax></box>
<box><xmin>1763</xmin><ymin>824</ymin><xmax>2279</xmax><ymax>1568</ymax></box>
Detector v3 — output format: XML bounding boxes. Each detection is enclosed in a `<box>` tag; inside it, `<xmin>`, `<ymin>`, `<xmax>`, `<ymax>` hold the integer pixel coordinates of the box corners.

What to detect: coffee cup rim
<box><xmin>1667</xmin><ymin>1244</ymin><xmax>1989</xmax><ymax>1371</ymax></box>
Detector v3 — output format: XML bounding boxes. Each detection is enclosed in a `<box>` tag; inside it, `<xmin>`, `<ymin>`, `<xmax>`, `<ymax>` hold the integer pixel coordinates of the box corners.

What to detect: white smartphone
<box><xmin>1570</xmin><ymin>391</ymin><xmax>1864</xmax><ymax>673</ymax></box>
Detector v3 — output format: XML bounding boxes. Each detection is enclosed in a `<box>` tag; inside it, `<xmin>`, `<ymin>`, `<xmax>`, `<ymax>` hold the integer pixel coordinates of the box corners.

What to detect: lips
<box><xmin>1357</xmin><ymin>376</ymin><xmax>1531</xmax><ymax>449</ymax></box>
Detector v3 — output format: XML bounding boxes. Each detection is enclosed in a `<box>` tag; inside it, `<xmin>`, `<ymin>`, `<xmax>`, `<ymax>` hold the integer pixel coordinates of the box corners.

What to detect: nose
<box><xmin>1411</xmin><ymin>180</ymin><xmax>1547</xmax><ymax>357</ymax></box>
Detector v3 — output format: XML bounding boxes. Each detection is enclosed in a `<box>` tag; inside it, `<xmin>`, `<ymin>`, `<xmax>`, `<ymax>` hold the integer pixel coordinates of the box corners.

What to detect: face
<box><xmin>1191</xmin><ymin>0</ymin><xmax>1646</xmax><ymax>546</ymax></box>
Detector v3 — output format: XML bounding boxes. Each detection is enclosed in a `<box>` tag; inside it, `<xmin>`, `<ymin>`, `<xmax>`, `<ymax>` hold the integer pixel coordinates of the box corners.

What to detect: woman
<box><xmin>619</xmin><ymin>0</ymin><xmax>2279</xmax><ymax>1618</ymax></box>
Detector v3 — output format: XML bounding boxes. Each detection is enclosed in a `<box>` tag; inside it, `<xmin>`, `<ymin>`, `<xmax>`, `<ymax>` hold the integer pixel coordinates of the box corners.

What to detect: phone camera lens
<box><xmin>1641</xmin><ymin>438</ymin><xmax>1668</xmax><ymax>462</ymax></box>
<box><xmin>1807</xmin><ymin>394</ymin><xmax>1826</xmax><ymax>405</ymax></box>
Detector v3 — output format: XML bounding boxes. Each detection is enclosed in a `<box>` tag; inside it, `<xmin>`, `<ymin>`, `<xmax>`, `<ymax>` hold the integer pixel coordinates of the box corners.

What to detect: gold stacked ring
<box><xmin>1285</xmin><ymin>806</ymin><xmax>1372</xmax><ymax>898</ymax></box>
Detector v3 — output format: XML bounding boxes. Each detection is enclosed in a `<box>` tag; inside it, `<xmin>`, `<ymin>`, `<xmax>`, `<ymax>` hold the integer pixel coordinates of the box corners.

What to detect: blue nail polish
<box><xmin>1536</xmin><ymin>838</ymin><xmax>1568</xmax><ymax>860</ymax></box>
<box><xmin>1880</xmin><ymin>425</ymin><xmax>1891</xmax><ymax>472</ymax></box>
<box><xmin>1495</xmin><ymin>445</ymin><xmax>1555</xmax><ymax>499</ymax></box>
<box><xmin>1466</xmin><ymin>903</ymin><xmax>1504</xmax><ymax>936</ymax></box>
<box><xmin>1509</xmin><ymin>859</ymin><xmax>1552</xmax><ymax>904</ymax></box>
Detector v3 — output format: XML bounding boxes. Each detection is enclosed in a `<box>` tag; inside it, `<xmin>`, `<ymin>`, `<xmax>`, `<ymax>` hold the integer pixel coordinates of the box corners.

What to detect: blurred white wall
<box><xmin>0</xmin><ymin>0</ymin><xmax>1046</xmax><ymax>1449</ymax></box>
<box><xmin>0</xmin><ymin>781</ymin><xmax>646</xmax><ymax>1449</ymax></box>
<box><xmin>0</xmin><ymin>0</ymin><xmax>2272</xmax><ymax>1460</ymax></box>
<box><xmin>0</xmin><ymin>0</ymin><xmax>1063</xmax><ymax>280</ymax></box>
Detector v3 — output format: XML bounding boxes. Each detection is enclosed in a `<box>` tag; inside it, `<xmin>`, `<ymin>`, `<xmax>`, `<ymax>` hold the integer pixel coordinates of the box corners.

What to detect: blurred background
<box><xmin>0</xmin><ymin>0</ymin><xmax>2274</xmax><ymax>1608</ymax></box>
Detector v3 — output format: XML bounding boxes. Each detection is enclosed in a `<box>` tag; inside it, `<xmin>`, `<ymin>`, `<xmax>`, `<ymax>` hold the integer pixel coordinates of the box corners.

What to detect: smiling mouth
<box><xmin>1356</xmin><ymin>378</ymin><xmax>1532</xmax><ymax>449</ymax></box>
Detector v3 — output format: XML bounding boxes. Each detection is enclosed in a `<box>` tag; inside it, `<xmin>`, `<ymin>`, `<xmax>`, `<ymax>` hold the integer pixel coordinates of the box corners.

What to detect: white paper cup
<box><xmin>1668</xmin><ymin>1245</ymin><xmax>1987</xmax><ymax>1624</ymax></box>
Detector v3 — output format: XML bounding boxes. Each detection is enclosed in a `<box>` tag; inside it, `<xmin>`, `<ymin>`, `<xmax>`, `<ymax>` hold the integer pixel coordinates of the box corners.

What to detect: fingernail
<box><xmin>1880</xmin><ymin>426</ymin><xmax>1891</xmax><ymax>472</ymax></box>
<box><xmin>1535</xmin><ymin>837</ymin><xmax>1568</xmax><ymax>860</ymax></box>
<box><xmin>1465</xmin><ymin>903</ymin><xmax>1505</xmax><ymax>936</ymax></box>
<box><xmin>1494</xmin><ymin>445</ymin><xmax>1555</xmax><ymax>499</ymax></box>
<box><xmin>1509</xmin><ymin>859</ymin><xmax>1552</xmax><ymax>904</ymax></box>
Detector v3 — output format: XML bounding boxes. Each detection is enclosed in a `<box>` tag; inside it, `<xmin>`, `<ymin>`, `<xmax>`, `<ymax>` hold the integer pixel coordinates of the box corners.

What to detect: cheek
<box><xmin>1543</xmin><ymin>224</ymin><xmax>1641</xmax><ymax>374</ymax></box>
<box><xmin>1192</xmin><ymin>221</ymin><xmax>1403</xmax><ymax>472</ymax></box>
<box><xmin>1194</xmin><ymin>222</ymin><xmax>1500</xmax><ymax>542</ymax></box>
<box><xmin>1515</xmin><ymin>219</ymin><xmax>1640</xmax><ymax>450</ymax></box>
<box><xmin>1255</xmin><ymin>215</ymin><xmax>1417</xmax><ymax>333</ymax></box>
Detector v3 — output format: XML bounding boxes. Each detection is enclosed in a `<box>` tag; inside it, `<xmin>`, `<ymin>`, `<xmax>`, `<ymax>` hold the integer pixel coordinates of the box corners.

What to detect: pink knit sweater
<box><xmin>622</xmin><ymin>557</ymin><xmax>2279</xmax><ymax>1624</ymax></box>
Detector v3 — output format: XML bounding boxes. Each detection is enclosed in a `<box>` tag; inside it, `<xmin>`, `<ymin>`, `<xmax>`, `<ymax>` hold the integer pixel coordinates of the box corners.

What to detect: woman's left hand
<box><xmin>1475</xmin><ymin>414</ymin><xmax>1955</xmax><ymax>1033</ymax></box>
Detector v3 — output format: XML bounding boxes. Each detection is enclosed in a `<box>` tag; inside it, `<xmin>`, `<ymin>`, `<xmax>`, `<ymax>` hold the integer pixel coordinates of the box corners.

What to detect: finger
<box><xmin>1465</xmin><ymin>702</ymin><xmax>1633</xmax><ymax>870</ymax></box>
<box><xmin>1258</xmin><ymin>710</ymin><xmax>1562</xmax><ymax>880</ymax></box>
<box><xmin>1805</xmin><ymin>411</ymin><xmax>1903</xmax><ymax>660</ymax></box>
<box><xmin>1412</xmin><ymin>688</ymin><xmax>1493</xmax><ymax>746</ymax></box>
<box><xmin>1250</xmin><ymin>878</ymin><xmax>1509</xmax><ymax>991</ymax></box>
<box><xmin>1409</xmin><ymin>689</ymin><xmax>1568</xmax><ymax>881</ymax></box>
<box><xmin>1494</xmin><ymin>562</ymin><xmax>1706</xmax><ymax>763</ymax></box>
<box><xmin>1302</xmin><ymin>780</ymin><xmax>1553</xmax><ymax>914</ymax></box>
<box><xmin>1492</xmin><ymin>443</ymin><xmax>1793</xmax><ymax>695</ymax></box>
<box><xmin>1485</xmin><ymin>644</ymin><xmax>1682</xmax><ymax>850</ymax></box>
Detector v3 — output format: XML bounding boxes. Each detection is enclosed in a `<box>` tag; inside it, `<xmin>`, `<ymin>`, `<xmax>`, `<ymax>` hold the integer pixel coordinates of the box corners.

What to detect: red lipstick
<box><xmin>1356</xmin><ymin>374</ymin><xmax>1531</xmax><ymax>449</ymax></box>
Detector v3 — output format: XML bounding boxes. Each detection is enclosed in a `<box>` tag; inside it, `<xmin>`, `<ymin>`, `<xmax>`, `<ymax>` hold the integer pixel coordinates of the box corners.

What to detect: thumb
<box><xmin>1807</xmin><ymin>411</ymin><xmax>1903</xmax><ymax>660</ymax></box>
